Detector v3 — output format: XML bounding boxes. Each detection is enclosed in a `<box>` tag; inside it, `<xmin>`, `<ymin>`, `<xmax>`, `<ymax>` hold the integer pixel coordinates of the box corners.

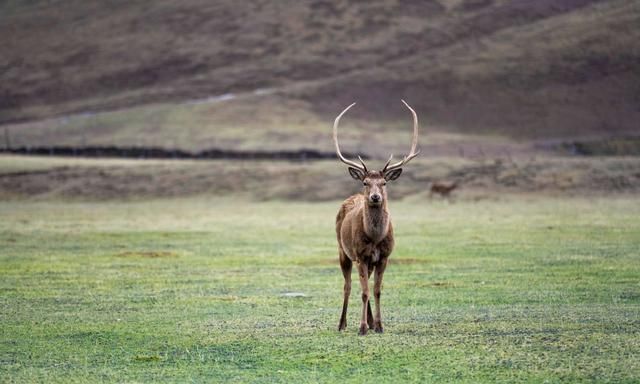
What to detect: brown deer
<box><xmin>429</xmin><ymin>181</ymin><xmax>458</xmax><ymax>199</ymax></box>
<box><xmin>334</xmin><ymin>100</ymin><xmax>420</xmax><ymax>335</ymax></box>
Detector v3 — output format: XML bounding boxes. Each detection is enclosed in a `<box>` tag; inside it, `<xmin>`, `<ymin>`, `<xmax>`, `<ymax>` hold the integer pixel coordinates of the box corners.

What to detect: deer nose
<box><xmin>370</xmin><ymin>194</ymin><xmax>381</xmax><ymax>203</ymax></box>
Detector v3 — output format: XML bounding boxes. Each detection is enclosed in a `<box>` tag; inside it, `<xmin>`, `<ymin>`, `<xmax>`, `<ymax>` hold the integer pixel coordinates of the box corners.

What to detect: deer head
<box><xmin>333</xmin><ymin>100</ymin><xmax>420</xmax><ymax>207</ymax></box>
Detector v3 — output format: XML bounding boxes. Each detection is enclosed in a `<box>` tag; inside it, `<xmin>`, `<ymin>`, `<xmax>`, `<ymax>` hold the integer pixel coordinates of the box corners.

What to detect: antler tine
<box><xmin>382</xmin><ymin>154</ymin><xmax>394</xmax><ymax>172</ymax></box>
<box><xmin>333</xmin><ymin>102</ymin><xmax>367</xmax><ymax>171</ymax></box>
<box><xmin>357</xmin><ymin>156</ymin><xmax>368</xmax><ymax>172</ymax></box>
<box><xmin>384</xmin><ymin>100</ymin><xmax>420</xmax><ymax>172</ymax></box>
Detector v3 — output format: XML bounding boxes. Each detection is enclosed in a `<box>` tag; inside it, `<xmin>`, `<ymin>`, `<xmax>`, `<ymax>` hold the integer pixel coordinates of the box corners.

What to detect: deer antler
<box><xmin>382</xmin><ymin>99</ymin><xmax>420</xmax><ymax>173</ymax></box>
<box><xmin>333</xmin><ymin>102</ymin><xmax>367</xmax><ymax>172</ymax></box>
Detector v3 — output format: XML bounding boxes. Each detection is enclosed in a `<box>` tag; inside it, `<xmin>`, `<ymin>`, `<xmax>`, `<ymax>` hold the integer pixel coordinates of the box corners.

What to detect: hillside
<box><xmin>1</xmin><ymin>0</ymin><xmax>639</xmax><ymax>152</ymax></box>
<box><xmin>2</xmin><ymin>154</ymin><xmax>639</xmax><ymax>201</ymax></box>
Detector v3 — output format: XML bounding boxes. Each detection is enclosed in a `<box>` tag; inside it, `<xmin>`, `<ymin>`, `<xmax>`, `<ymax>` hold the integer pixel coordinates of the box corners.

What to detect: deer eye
<box><xmin>363</xmin><ymin>182</ymin><xmax>369</xmax><ymax>187</ymax></box>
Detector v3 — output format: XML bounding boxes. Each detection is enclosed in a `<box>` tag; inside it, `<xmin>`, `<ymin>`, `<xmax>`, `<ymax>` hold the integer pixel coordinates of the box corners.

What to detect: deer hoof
<box><xmin>358</xmin><ymin>324</ymin><xmax>368</xmax><ymax>336</ymax></box>
<box><xmin>338</xmin><ymin>323</ymin><xmax>346</xmax><ymax>332</ymax></box>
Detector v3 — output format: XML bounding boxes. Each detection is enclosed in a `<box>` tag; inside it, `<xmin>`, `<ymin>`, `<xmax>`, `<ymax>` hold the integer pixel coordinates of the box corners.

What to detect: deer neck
<box><xmin>363</xmin><ymin>201</ymin><xmax>389</xmax><ymax>244</ymax></box>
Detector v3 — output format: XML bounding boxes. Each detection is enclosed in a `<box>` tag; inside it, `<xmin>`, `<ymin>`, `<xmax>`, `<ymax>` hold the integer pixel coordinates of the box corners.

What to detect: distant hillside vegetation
<box><xmin>1</xmin><ymin>0</ymin><xmax>639</xmax><ymax>144</ymax></box>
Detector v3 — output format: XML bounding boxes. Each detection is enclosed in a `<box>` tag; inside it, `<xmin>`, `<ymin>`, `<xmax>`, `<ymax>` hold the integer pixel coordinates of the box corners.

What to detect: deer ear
<box><xmin>348</xmin><ymin>167</ymin><xmax>365</xmax><ymax>181</ymax></box>
<box><xmin>384</xmin><ymin>168</ymin><xmax>402</xmax><ymax>181</ymax></box>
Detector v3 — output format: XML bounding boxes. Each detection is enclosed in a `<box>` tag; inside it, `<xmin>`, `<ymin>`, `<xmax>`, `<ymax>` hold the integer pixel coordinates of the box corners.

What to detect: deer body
<box><xmin>332</xmin><ymin>101</ymin><xmax>420</xmax><ymax>335</ymax></box>
<box><xmin>337</xmin><ymin>192</ymin><xmax>393</xmax><ymax>264</ymax></box>
<box><xmin>429</xmin><ymin>181</ymin><xmax>458</xmax><ymax>198</ymax></box>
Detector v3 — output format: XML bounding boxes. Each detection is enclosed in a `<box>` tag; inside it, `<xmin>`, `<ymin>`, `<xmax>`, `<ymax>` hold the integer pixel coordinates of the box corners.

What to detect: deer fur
<box><xmin>333</xmin><ymin>100</ymin><xmax>420</xmax><ymax>335</ymax></box>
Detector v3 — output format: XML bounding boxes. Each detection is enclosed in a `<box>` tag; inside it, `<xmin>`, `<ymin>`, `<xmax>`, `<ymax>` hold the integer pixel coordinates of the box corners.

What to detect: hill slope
<box><xmin>1</xmin><ymin>0</ymin><xmax>639</xmax><ymax>148</ymax></box>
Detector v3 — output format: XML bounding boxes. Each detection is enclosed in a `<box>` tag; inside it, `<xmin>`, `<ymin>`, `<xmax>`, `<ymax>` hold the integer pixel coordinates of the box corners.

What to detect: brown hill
<box><xmin>1</xmin><ymin>0</ymin><xmax>639</xmax><ymax>144</ymax></box>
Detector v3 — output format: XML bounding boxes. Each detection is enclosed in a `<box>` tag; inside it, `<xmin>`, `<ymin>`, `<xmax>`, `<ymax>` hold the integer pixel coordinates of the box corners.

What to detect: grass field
<box><xmin>1</xmin><ymin>196</ymin><xmax>639</xmax><ymax>382</ymax></box>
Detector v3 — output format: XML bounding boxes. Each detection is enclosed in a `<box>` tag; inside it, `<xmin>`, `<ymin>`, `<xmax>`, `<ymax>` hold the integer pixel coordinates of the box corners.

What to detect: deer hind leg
<box><xmin>357</xmin><ymin>262</ymin><xmax>370</xmax><ymax>336</ymax></box>
<box><xmin>373</xmin><ymin>257</ymin><xmax>388</xmax><ymax>333</ymax></box>
<box><xmin>338</xmin><ymin>250</ymin><xmax>352</xmax><ymax>331</ymax></box>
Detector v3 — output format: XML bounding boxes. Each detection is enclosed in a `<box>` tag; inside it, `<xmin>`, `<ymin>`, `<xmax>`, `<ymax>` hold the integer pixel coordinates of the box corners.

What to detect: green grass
<box><xmin>1</xmin><ymin>197</ymin><xmax>639</xmax><ymax>382</ymax></box>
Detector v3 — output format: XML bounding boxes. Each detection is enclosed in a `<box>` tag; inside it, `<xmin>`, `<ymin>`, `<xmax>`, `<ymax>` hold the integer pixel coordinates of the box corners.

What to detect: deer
<box><xmin>429</xmin><ymin>181</ymin><xmax>458</xmax><ymax>199</ymax></box>
<box><xmin>333</xmin><ymin>100</ymin><xmax>420</xmax><ymax>335</ymax></box>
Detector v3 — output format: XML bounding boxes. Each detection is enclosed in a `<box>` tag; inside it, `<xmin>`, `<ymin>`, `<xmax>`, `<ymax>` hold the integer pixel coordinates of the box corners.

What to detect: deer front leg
<box><xmin>338</xmin><ymin>252</ymin><xmax>352</xmax><ymax>331</ymax></box>
<box><xmin>357</xmin><ymin>262</ymin><xmax>370</xmax><ymax>335</ymax></box>
<box><xmin>373</xmin><ymin>258</ymin><xmax>388</xmax><ymax>333</ymax></box>
<box><xmin>367</xmin><ymin>266</ymin><xmax>374</xmax><ymax>329</ymax></box>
